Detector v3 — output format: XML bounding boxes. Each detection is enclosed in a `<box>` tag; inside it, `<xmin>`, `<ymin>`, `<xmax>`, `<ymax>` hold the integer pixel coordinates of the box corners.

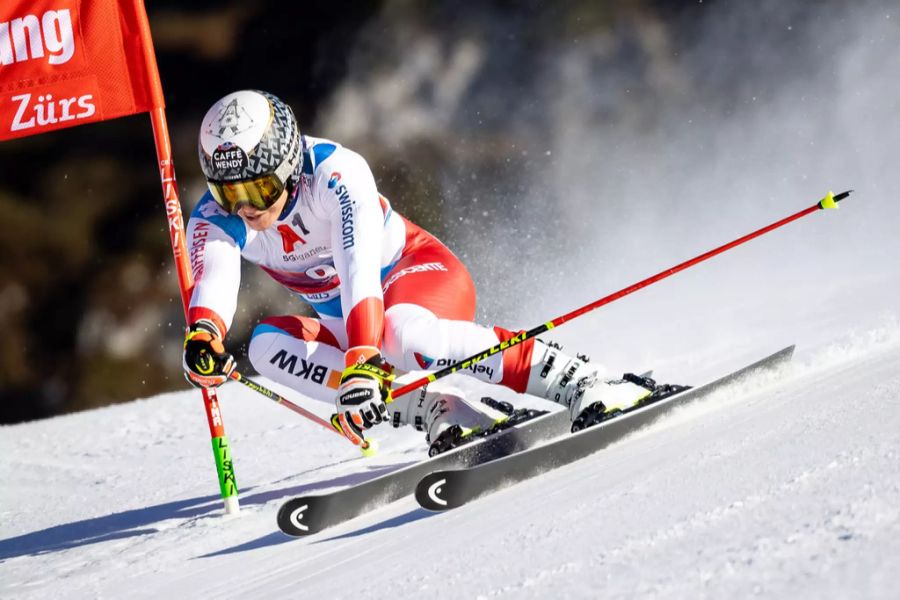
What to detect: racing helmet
<box><xmin>198</xmin><ymin>90</ymin><xmax>302</xmax><ymax>213</ymax></box>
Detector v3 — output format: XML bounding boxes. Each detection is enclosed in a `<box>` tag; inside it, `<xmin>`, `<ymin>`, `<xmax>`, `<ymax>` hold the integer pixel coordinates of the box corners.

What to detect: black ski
<box><xmin>277</xmin><ymin>408</ymin><xmax>571</xmax><ymax>536</ymax></box>
<box><xmin>415</xmin><ymin>345</ymin><xmax>794</xmax><ymax>512</ymax></box>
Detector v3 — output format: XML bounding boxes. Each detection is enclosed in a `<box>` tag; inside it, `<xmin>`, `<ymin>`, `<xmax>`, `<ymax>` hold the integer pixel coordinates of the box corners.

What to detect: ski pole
<box><xmin>392</xmin><ymin>190</ymin><xmax>852</xmax><ymax>399</ymax></box>
<box><xmin>149</xmin><ymin>112</ymin><xmax>240</xmax><ymax>513</ymax></box>
<box><xmin>228</xmin><ymin>370</ymin><xmax>377</xmax><ymax>455</ymax></box>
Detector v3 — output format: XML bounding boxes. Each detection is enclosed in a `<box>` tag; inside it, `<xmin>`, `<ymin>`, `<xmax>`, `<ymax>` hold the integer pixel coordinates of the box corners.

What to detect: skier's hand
<box><xmin>182</xmin><ymin>321</ymin><xmax>235</xmax><ymax>388</ymax></box>
<box><xmin>332</xmin><ymin>353</ymin><xmax>393</xmax><ymax>446</ymax></box>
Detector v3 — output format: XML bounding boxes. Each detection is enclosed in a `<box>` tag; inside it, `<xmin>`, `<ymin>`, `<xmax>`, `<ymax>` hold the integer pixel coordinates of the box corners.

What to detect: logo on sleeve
<box><xmin>330</xmin><ymin>173</ymin><xmax>355</xmax><ymax>250</ymax></box>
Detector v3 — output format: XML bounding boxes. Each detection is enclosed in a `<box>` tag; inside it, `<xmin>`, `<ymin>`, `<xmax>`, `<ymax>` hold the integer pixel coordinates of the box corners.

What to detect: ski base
<box><xmin>415</xmin><ymin>345</ymin><xmax>794</xmax><ymax>512</ymax></box>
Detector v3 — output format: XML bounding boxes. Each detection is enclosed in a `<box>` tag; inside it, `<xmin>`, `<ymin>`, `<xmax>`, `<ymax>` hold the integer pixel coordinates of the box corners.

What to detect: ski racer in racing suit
<box><xmin>182</xmin><ymin>90</ymin><xmax>655</xmax><ymax>452</ymax></box>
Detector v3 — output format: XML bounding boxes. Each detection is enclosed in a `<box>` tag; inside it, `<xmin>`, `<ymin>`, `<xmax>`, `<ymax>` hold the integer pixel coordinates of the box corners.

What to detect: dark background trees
<box><xmin>1</xmin><ymin>0</ymin><xmax>887</xmax><ymax>422</ymax></box>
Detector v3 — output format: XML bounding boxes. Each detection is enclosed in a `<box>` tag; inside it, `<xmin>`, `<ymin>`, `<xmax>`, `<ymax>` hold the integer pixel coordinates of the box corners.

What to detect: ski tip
<box><xmin>415</xmin><ymin>471</ymin><xmax>454</xmax><ymax>511</ymax></box>
<box><xmin>277</xmin><ymin>498</ymin><xmax>319</xmax><ymax>537</ymax></box>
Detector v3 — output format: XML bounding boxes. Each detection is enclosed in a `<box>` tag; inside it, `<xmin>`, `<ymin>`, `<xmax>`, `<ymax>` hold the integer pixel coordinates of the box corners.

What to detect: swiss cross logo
<box><xmin>276</xmin><ymin>224</ymin><xmax>306</xmax><ymax>253</ymax></box>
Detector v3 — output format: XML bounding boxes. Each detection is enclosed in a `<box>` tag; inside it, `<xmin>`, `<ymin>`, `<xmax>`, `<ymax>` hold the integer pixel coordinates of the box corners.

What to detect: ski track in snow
<box><xmin>2</xmin><ymin>324</ymin><xmax>899</xmax><ymax>599</ymax></box>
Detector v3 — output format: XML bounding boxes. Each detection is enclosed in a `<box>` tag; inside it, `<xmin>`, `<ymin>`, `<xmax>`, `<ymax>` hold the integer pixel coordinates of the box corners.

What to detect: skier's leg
<box><xmin>247</xmin><ymin>315</ymin><xmax>347</xmax><ymax>404</ymax></box>
<box><xmin>380</xmin><ymin>234</ymin><xmax>535</xmax><ymax>393</ymax></box>
<box><xmin>378</xmin><ymin>236</ymin><xmax>524</xmax><ymax>442</ymax></box>
<box><xmin>382</xmin><ymin>228</ymin><xmax>655</xmax><ymax>427</ymax></box>
<box><xmin>522</xmin><ymin>340</ymin><xmax>658</xmax><ymax>424</ymax></box>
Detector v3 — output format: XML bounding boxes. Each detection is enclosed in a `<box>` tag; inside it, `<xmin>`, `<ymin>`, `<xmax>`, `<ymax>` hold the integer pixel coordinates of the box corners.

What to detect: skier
<box><xmin>182</xmin><ymin>90</ymin><xmax>657</xmax><ymax>452</ymax></box>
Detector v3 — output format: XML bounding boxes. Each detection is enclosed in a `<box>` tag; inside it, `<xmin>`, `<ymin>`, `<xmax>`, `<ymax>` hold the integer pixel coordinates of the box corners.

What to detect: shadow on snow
<box><xmin>237</xmin><ymin>461</ymin><xmax>417</xmax><ymax>507</ymax></box>
<box><xmin>199</xmin><ymin>507</ymin><xmax>434</xmax><ymax>558</ymax></box>
<box><xmin>196</xmin><ymin>461</ymin><xmax>422</xmax><ymax>558</ymax></box>
<box><xmin>0</xmin><ymin>460</ymin><xmax>418</xmax><ymax>561</ymax></box>
<box><xmin>315</xmin><ymin>507</ymin><xmax>433</xmax><ymax>542</ymax></box>
<box><xmin>0</xmin><ymin>494</ymin><xmax>225</xmax><ymax>561</ymax></box>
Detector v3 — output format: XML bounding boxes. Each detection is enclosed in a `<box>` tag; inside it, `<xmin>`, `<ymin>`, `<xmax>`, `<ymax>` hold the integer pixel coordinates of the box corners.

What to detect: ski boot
<box><xmin>525</xmin><ymin>340</ymin><xmax>689</xmax><ymax>432</ymax></box>
<box><xmin>388</xmin><ymin>379</ymin><xmax>544</xmax><ymax>457</ymax></box>
<box><xmin>425</xmin><ymin>397</ymin><xmax>546</xmax><ymax>457</ymax></box>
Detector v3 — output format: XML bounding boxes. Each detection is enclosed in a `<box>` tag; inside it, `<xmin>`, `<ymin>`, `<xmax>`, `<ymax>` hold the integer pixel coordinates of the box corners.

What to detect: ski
<box><xmin>415</xmin><ymin>345</ymin><xmax>794</xmax><ymax>512</ymax></box>
<box><xmin>276</xmin><ymin>408</ymin><xmax>571</xmax><ymax>536</ymax></box>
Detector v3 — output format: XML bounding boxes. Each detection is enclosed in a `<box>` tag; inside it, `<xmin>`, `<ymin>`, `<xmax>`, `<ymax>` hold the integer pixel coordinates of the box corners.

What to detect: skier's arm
<box><xmin>319</xmin><ymin>150</ymin><xmax>391</xmax><ymax>445</ymax></box>
<box><xmin>185</xmin><ymin>198</ymin><xmax>244</xmax><ymax>337</ymax></box>
<box><xmin>181</xmin><ymin>197</ymin><xmax>245</xmax><ymax>388</ymax></box>
<box><xmin>321</xmin><ymin>150</ymin><xmax>388</xmax><ymax>367</ymax></box>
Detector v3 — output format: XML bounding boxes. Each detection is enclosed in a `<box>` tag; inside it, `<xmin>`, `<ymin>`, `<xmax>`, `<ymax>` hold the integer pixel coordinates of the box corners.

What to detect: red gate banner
<box><xmin>0</xmin><ymin>0</ymin><xmax>162</xmax><ymax>140</ymax></box>
<box><xmin>0</xmin><ymin>0</ymin><xmax>241</xmax><ymax>513</ymax></box>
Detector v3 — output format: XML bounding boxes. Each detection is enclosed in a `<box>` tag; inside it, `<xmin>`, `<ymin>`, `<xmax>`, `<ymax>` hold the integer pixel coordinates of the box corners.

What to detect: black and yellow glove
<box><xmin>332</xmin><ymin>354</ymin><xmax>393</xmax><ymax>446</ymax></box>
<box><xmin>182</xmin><ymin>320</ymin><xmax>235</xmax><ymax>388</ymax></box>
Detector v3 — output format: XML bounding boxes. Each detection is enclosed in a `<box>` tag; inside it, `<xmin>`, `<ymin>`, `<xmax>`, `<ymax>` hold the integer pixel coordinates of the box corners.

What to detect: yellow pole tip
<box><xmin>360</xmin><ymin>438</ymin><xmax>379</xmax><ymax>457</ymax></box>
<box><xmin>819</xmin><ymin>190</ymin><xmax>838</xmax><ymax>210</ymax></box>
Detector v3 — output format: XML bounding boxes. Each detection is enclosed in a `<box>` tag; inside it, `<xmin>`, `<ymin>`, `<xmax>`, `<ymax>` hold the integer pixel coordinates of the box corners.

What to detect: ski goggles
<box><xmin>206</xmin><ymin>173</ymin><xmax>286</xmax><ymax>214</ymax></box>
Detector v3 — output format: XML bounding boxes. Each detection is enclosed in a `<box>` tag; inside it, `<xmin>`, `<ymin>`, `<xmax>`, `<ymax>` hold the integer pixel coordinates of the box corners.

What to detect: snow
<box><xmin>4</xmin><ymin>5</ymin><xmax>900</xmax><ymax>594</ymax></box>
<box><xmin>2</xmin><ymin>319</ymin><xmax>899</xmax><ymax>598</ymax></box>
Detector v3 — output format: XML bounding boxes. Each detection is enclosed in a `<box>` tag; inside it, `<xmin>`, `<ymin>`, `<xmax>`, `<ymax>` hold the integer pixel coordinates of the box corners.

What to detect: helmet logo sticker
<box><xmin>212</xmin><ymin>142</ymin><xmax>249</xmax><ymax>174</ymax></box>
<box><xmin>198</xmin><ymin>90</ymin><xmax>270</xmax><ymax>156</ymax></box>
<box><xmin>210</xmin><ymin>98</ymin><xmax>256</xmax><ymax>138</ymax></box>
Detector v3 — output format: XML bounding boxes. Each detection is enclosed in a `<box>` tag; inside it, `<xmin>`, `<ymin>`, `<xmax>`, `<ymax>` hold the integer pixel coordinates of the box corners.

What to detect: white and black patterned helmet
<box><xmin>198</xmin><ymin>90</ymin><xmax>302</xmax><ymax>209</ymax></box>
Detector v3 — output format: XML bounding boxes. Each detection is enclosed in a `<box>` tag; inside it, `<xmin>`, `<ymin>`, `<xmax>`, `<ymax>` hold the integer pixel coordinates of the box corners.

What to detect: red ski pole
<box><xmin>228</xmin><ymin>371</ymin><xmax>378</xmax><ymax>455</ymax></box>
<box><xmin>150</xmin><ymin>108</ymin><xmax>239</xmax><ymax>514</ymax></box>
<box><xmin>139</xmin><ymin>4</ymin><xmax>240</xmax><ymax>515</ymax></box>
<box><xmin>392</xmin><ymin>190</ymin><xmax>851</xmax><ymax>399</ymax></box>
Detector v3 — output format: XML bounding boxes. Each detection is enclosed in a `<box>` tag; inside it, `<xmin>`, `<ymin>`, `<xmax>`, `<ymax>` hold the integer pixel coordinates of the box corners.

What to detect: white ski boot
<box><xmin>525</xmin><ymin>340</ymin><xmax>659</xmax><ymax>431</ymax></box>
<box><xmin>388</xmin><ymin>378</ymin><xmax>514</xmax><ymax>456</ymax></box>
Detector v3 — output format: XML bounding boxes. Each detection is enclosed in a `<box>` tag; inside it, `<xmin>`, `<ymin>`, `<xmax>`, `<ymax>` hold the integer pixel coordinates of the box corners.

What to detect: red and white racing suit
<box><xmin>186</xmin><ymin>135</ymin><xmax>536</xmax><ymax>404</ymax></box>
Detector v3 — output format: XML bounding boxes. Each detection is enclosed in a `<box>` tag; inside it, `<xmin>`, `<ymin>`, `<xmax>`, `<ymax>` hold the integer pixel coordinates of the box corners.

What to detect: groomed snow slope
<box><xmin>2</xmin><ymin>321</ymin><xmax>899</xmax><ymax>599</ymax></box>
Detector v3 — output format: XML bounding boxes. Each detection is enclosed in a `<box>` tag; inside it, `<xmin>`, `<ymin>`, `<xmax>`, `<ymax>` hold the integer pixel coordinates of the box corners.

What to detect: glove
<box><xmin>332</xmin><ymin>354</ymin><xmax>393</xmax><ymax>446</ymax></box>
<box><xmin>182</xmin><ymin>320</ymin><xmax>235</xmax><ymax>388</ymax></box>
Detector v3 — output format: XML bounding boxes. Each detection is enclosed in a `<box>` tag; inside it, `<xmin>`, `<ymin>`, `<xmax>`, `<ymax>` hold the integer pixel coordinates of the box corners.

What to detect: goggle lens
<box><xmin>207</xmin><ymin>174</ymin><xmax>285</xmax><ymax>214</ymax></box>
